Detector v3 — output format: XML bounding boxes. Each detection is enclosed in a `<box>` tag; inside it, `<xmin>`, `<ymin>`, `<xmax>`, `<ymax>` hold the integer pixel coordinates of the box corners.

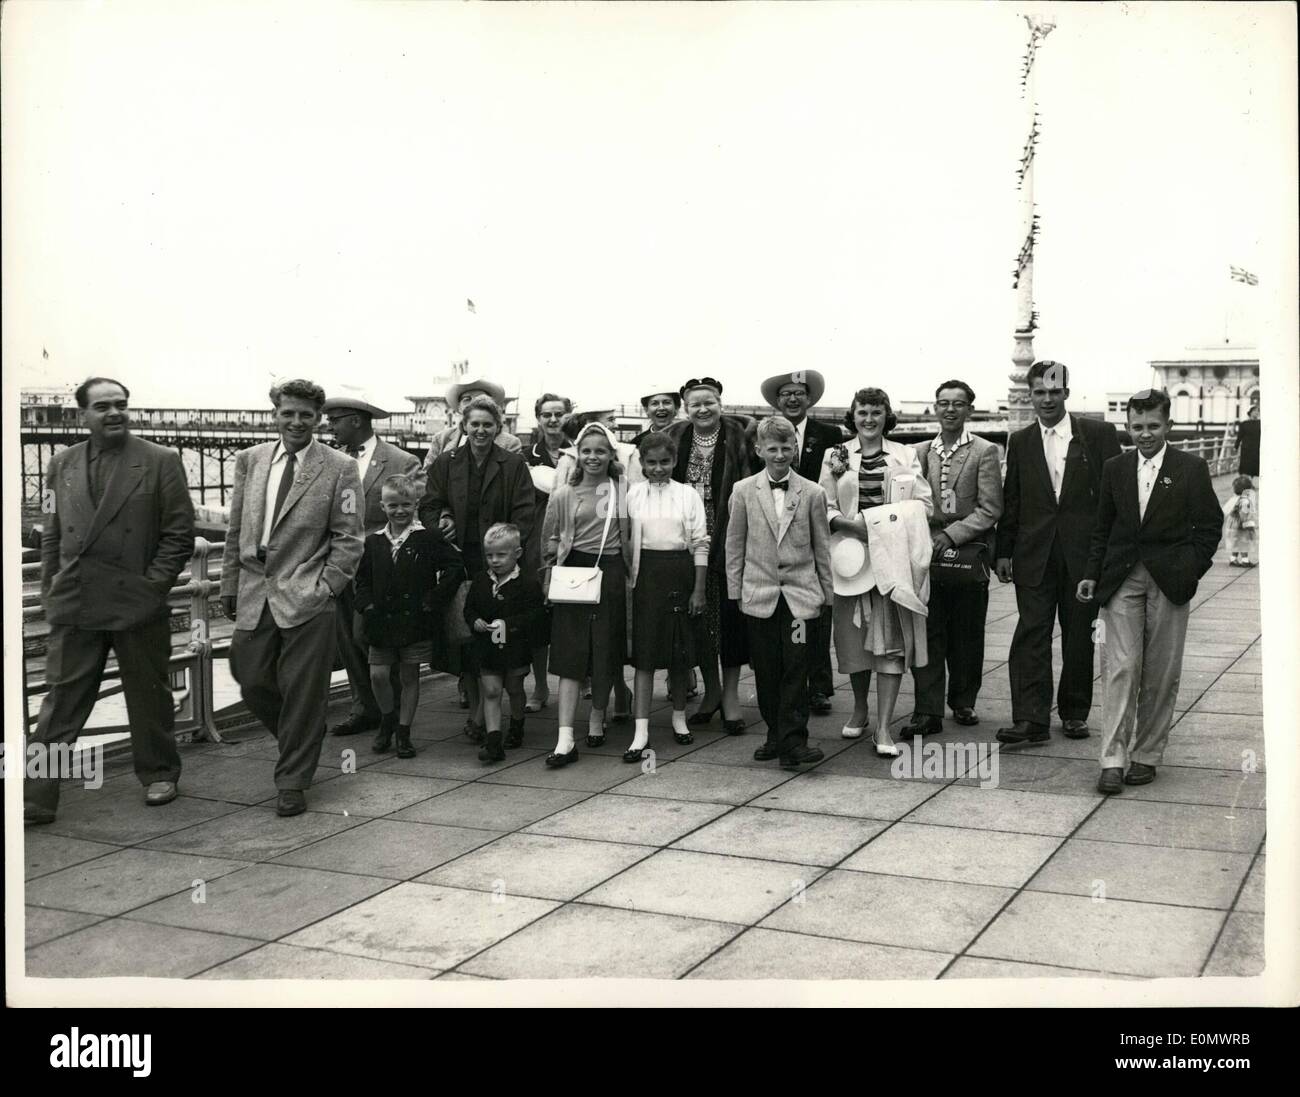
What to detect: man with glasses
<box><xmin>901</xmin><ymin>381</ymin><xmax>1003</xmax><ymax>738</ymax></box>
<box><xmin>320</xmin><ymin>395</ymin><xmax>421</xmax><ymax>738</ymax></box>
<box><xmin>758</xmin><ymin>370</ymin><xmax>846</xmax><ymax>716</ymax></box>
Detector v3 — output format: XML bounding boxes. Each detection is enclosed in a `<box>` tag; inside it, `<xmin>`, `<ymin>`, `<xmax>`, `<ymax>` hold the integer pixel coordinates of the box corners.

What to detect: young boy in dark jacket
<box><xmin>464</xmin><ymin>522</ymin><xmax>546</xmax><ymax>762</ymax></box>
<box><xmin>354</xmin><ymin>474</ymin><xmax>462</xmax><ymax>757</ymax></box>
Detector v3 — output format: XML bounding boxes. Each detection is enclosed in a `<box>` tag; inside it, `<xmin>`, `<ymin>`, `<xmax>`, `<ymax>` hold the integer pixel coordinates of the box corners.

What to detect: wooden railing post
<box><xmin>185</xmin><ymin>537</ymin><xmax>223</xmax><ymax>743</ymax></box>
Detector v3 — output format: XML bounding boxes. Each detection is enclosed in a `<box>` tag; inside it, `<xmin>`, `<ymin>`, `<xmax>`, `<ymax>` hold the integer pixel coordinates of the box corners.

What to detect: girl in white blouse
<box><xmin>622</xmin><ymin>432</ymin><xmax>709</xmax><ymax>760</ymax></box>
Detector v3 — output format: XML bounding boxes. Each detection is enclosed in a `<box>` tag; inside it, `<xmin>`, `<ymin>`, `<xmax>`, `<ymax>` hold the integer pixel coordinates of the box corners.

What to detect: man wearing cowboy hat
<box><xmin>422</xmin><ymin>377</ymin><xmax>521</xmax><ymax>470</ymax></box>
<box><xmin>321</xmin><ymin>395</ymin><xmax>422</xmax><ymax>738</ymax></box>
<box><xmin>632</xmin><ymin>387</ymin><xmax>682</xmax><ymax>445</ymax></box>
<box><xmin>759</xmin><ymin>369</ymin><xmax>845</xmax><ymax>716</ymax></box>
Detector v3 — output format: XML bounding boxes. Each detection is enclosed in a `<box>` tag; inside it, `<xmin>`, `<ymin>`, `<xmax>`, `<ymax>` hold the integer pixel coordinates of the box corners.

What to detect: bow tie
<box><xmin>769</xmin><ymin>478</ymin><xmax>789</xmax><ymax>489</ymax></box>
<box><xmin>346</xmin><ymin>446</ymin><xmax>362</xmax><ymax>458</ymax></box>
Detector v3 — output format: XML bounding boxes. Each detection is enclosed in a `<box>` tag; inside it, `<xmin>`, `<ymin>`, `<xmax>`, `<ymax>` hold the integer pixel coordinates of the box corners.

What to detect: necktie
<box><xmin>1045</xmin><ymin>429</ymin><xmax>1061</xmax><ymax>498</ymax></box>
<box><xmin>270</xmin><ymin>451</ymin><xmax>297</xmax><ymax>530</ymax></box>
<box><xmin>347</xmin><ymin>445</ymin><xmax>362</xmax><ymax>458</ymax></box>
<box><xmin>1139</xmin><ymin>460</ymin><xmax>1155</xmax><ymax>520</ymax></box>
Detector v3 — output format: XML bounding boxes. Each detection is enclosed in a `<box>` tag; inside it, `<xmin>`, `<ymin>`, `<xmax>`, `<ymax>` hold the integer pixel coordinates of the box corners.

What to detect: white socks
<box><xmin>556</xmin><ymin>726</ymin><xmax>575</xmax><ymax>754</ymax></box>
<box><xmin>630</xmin><ymin>718</ymin><xmax>650</xmax><ymax>751</ymax></box>
<box><xmin>671</xmin><ymin>710</ymin><xmax>689</xmax><ymax>736</ymax></box>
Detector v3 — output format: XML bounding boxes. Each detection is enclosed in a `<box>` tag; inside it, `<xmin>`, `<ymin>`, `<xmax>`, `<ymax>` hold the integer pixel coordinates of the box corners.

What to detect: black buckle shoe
<box><xmin>544</xmin><ymin>746</ymin><xmax>579</xmax><ymax>769</ymax></box>
<box><xmin>505</xmin><ymin>718</ymin><xmax>526</xmax><ymax>750</ymax></box>
<box><xmin>395</xmin><ymin>728</ymin><xmax>416</xmax><ymax>759</ymax></box>
<box><xmin>372</xmin><ymin>714</ymin><xmax>397</xmax><ymax>753</ymax></box>
<box><xmin>478</xmin><ymin>731</ymin><xmax>505</xmax><ymax>763</ymax></box>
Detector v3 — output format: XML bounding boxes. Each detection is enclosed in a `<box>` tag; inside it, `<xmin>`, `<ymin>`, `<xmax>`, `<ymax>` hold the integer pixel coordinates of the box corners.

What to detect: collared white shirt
<box><xmin>768</xmin><ymin>473</ymin><xmax>791</xmax><ymax>506</ymax></box>
<box><xmin>1137</xmin><ymin>443</ymin><xmax>1167</xmax><ymax>521</ymax></box>
<box><xmin>489</xmin><ymin>563</ymin><xmax>521</xmax><ymax>596</ymax></box>
<box><xmin>346</xmin><ymin>435</ymin><xmax>376</xmax><ymax>486</ymax></box>
<box><xmin>383</xmin><ymin>518</ymin><xmax>424</xmax><ymax>560</ymax></box>
<box><xmin>262</xmin><ymin>439</ymin><xmax>316</xmax><ymax>547</ymax></box>
<box><xmin>1039</xmin><ymin>416</ymin><xmax>1070</xmax><ymax>500</ymax></box>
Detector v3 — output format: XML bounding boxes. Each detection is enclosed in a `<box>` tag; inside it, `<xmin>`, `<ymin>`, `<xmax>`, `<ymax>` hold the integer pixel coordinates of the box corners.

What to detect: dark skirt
<box><xmin>549</xmin><ymin>550</ymin><xmax>627</xmax><ymax>698</ymax></box>
<box><xmin>632</xmin><ymin>549</ymin><xmax>697</xmax><ymax>672</ymax></box>
<box><xmin>695</xmin><ymin>568</ymin><xmax>750</xmax><ymax>669</ymax></box>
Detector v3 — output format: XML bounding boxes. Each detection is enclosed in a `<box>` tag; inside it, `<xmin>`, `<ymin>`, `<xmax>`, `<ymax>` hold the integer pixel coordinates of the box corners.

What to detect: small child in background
<box><xmin>465</xmin><ymin>523</ymin><xmax>546</xmax><ymax>762</ymax></box>
<box><xmin>1224</xmin><ymin>474</ymin><xmax>1258</xmax><ymax>567</ymax></box>
<box><xmin>354</xmin><ymin>474</ymin><xmax>459</xmax><ymax>759</ymax></box>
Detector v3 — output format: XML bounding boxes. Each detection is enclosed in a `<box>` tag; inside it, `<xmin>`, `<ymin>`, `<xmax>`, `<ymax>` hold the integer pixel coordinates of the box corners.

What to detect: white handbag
<box><xmin>547</xmin><ymin>486</ymin><xmax>616</xmax><ymax>605</ymax></box>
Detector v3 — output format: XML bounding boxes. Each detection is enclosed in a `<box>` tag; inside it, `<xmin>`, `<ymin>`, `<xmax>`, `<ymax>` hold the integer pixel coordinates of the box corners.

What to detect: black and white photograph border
<box><xmin>4</xmin><ymin>0</ymin><xmax>1298</xmax><ymax>1008</ymax></box>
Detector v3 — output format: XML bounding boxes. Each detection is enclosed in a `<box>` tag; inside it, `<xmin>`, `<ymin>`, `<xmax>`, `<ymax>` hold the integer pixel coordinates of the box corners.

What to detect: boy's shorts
<box><xmin>368</xmin><ymin>640</ymin><xmax>434</xmax><ymax>667</ymax></box>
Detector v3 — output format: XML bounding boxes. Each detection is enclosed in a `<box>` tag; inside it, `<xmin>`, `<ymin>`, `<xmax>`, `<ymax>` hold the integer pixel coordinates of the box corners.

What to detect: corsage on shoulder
<box><xmin>829</xmin><ymin>444</ymin><xmax>850</xmax><ymax>479</ymax></box>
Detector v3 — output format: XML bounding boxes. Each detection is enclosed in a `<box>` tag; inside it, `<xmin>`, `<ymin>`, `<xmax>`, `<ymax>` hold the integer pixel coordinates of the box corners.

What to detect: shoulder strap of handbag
<box><xmin>591</xmin><ymin>480</ymin><xmax>617</xmax><ymax>569</ymax></box>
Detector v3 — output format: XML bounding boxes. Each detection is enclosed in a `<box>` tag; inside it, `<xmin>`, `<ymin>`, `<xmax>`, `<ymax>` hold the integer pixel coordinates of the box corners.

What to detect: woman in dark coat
<box><xmin>419</xmin><ymin>394</ymin><xmax>536</xmax><ymax>741</ymax></box>
<box><xmin>665</xmin><ymin>378</ymin><xmax>760</xmax><ymax>733</ymax></box>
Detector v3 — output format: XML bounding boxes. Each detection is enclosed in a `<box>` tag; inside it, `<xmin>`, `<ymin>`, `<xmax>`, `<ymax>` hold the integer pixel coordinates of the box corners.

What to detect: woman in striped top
<box><xmin>820</xmin><ymin>388</ymin><xmax>933</xmax><ymax>756</ymax></box>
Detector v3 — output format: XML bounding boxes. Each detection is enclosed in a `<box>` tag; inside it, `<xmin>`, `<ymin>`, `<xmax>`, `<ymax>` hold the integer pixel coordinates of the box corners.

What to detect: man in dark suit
<box><xmin>25</xmin><ymin>377</ymin><xmax>195</xmax><ymax>824</ymax></box>
<box><xmin>321</xmin><ymin>395</ymin><xmax>421</xmax><ymax>738</ymax></box>
<box><xmin>759</xmin><ymin>370</ymin><xmax>845</xmax><ymax>716</ymax></box>
<box><xmin>1077</xmin><ymin>389</ymin><xmax>1224</xmax><ymax>793</ymax></box>
<box><xmin>995</xmin><ymin>361</ymin><xmax>1122</xmax><ymax>745</ymax></box>
<box><xmin>222</xmin><ymin>380</ymin><xmax>364</xmax><ymax>817</ymax></box>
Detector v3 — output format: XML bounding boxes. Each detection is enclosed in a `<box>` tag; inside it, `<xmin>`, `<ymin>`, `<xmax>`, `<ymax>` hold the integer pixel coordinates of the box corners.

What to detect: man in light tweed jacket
<box><xmin>222</xmin><ymin>379</ymin><xmax>364</xmax><ymax>816</ymax></box>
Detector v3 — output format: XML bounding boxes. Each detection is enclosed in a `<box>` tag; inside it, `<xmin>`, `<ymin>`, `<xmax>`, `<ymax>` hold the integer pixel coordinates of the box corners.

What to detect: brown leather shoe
<box><xmin>1097</xmin><ymin>768</ymin><xmax>1124</xmax><ymax>795</ymax></box>
<box><xmin>1124</xmin><ymin>762</ymin><xmax>1157</xmax><ymax>786</ymax></box>
<box><xmin>145</xmin><ymin>781</ymin><xmax>178</xmax><ymax>806</ymax></box>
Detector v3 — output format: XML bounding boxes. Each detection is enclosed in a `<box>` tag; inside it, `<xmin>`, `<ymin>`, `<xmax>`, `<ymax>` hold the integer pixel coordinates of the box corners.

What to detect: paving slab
<box><xmin>1027</xmin><ymin>838</ymin><xmax>1253</xmax><ymax>909</ymax></box>
<box><xmin>686</xmin><ymin>927</ymin><xmax>952</xmax><ymax>980</ymax></box>
<box><xmin>196</xmin><ymin>942</ymin><xmax>435</xmax><ymax>980</ymax></box>
<box><xmin>388</xmin><ymin>782</ymin><xmax>589</xmax><ymax>831</ymax></box>
<box><xmin>671</xmin><ymin>807</ymin><xmax>887</xmax><ymax>867</ymax></box>
<box><xmin>955</xmin><ymin>752</ymin><xmax>1099</xmax><ymax>797</ymax></box>
<box><xmin>283</xmin><ymin>881</ymin><xmax>559</xmax><ymax>971</ymax></box>
<box><xmin>26</xmin><ymin>918</ymin><xmax>259</xmax><ymax>979</ymax></box>
<box><xmin>24</xmin><ymin>832</ymin><xmax>122</xmax><ymax>881</ymax></box>
<box><xmin>461</xmin><ymin>904</ymin><xmax>741</xmax><ymax>979</ymax></box>
<box><xmin>942</xmin><ymin>957</ymin><xmax>1140</xmax><ymax>980</ymax></box>
<box><xmin>369</xmin><ymin>740</ymin><xmax>542</xmax><ymax>782</ymax></box>
<box><xmin>271</xmin><ymin>819</ymin><xmax>506</xmax><ymax>880</ymax></box>
<box><xmin>523</xmin><ymin>794</ymin><xmax>731</xmax><ymax>846</ymax></box>
<box><xmin>582</xmin><ymin>848</ymin><xmax>820</xmax><ymax>924</ymax></box>
<box><xmin>841</xmin><ymin>823</ymin><xmax>1061</xmax><ymax>889</ymax></box>
<box><xmin>1203</xmin><ymin>912</ymin><xmax>1265</xmax><ymax>977</ymax></box>
<box><xmin>25</xmin><ymin>848</ymin><xmax>251</xmax><ymax>917</ymax></box>
<box><xmin>478</xmin><ymin>750</ymin><xmax>645</xmax><ymax>793</ymax></box>
<box><xmin>748</xmin><ymin>772</ymin><xmax>941</xmax><ymax>821</ymax></box>
<box><xmin>25</xmin><ymin>906</ymin><xmax>104</xmax><ymax>949</ymax></box>
<box><xmin>761</xmin><ymin>869</ymin><xmax>1012</xmax><ymax>954</ymax></box>
<box><xmin>1119</xmin><ymin>768</ymin><xmax>1265</xmax><ymax>809</ymax></box>
<box><xmin>140</xmin><ymin>804</ymin><xmax>365</xmax><ymax>860</ymax></box>
<box><xmin>905</xmin><ymin>785</ymin><xmax>1099</xmax><ymax>837</ymax></box>
<box><xmin>969</xmin><ymin>891</ymin><xmax>1224</xmax><ymax>977</ymax></box>
<box><xmin>294</xmin><ymin>771</ymin><xmax>462</xmax><ymax>818</ymax></box>
<box><xmin>42</xmin><ymin>793</ymin><xmax>244</xmax><ymax>846</ymax></box>
<box><xmin>609</xmin><ymin>760</ymin><xmax>793</xmax><ymax>806</ymax></box>
<box><xmin>418</xmin><ymin>833</ymin><xmax>653</xmax><ymax>900</ymax></box>
<box><xmin>127</xmin><ymin>862</ymin><xmax>394</xmax><ymax>940</ymax></box>
<box><xmin>1075</xmin><ymin>799</ymin><xmax>1266</xmax><ymax>854</ymax></box>
<box><xmin>1236</xmin><ymin>857</ymin><xmax>1264</xmax><ymax>914</ymax></box>
<box><xmin>683</xmin><ymin>729</ymin><xmax>855</xmax><ymax>769</ymax></box>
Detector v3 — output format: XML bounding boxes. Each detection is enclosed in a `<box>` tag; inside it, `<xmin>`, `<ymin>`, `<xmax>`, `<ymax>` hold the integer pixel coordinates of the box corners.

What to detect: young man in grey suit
<box><xmin>902</xmin><ymin>380</ymin><xmax>1004</xmax><ymax>737</ymax></box>
<box><xmin>25</xmin><ymin>378</ymin><xmax>195</xmax><ymax>824</ymax></box>
<box><xmin>222</xmin><ymin>380</ymin><xmax>364</xmax><ymax>816</ymax></box>
<box><xmin>321</xmin><ymin>395</ymin><xmax>421</xmax><ymax>738</ymax></box>
<box><xmin>727</xmin><ymin>415</ymin><xmax>834</xmax><ymax>769</ymax></box>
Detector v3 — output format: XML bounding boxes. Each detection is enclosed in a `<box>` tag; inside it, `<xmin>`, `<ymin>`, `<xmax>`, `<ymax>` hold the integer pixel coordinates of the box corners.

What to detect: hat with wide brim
<box><xmin>321</xmin><ymin>396</ymin><xmax>390</xmax><ymax>419</ymax></box>
<box><xmin>760</xmin><ymin>370</ymin><xmax>826</xmax><ymax>411</ymax></box>
<box><xmin>830</xmin><ymin>531</ymin><xmax>874</xmax><ymax>597</ymax></box>
<box><xmin>448</xmin><ymin>377</ymin><xmax>506</xmax><ymax>406</ymax></box>
<box><xmin>640</xmin><ymin>388</ymin><xmax>683</xmax><ymax>408</ymax></box>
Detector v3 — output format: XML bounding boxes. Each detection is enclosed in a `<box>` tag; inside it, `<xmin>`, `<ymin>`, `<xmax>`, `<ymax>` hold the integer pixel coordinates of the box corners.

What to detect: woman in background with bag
<box><xmin>900</xmin><ymin>380</ymin><xmax>1004</xmax><ymax>739</ymax></box>
<box><xmin>820</xmin><ymin>387</ymin><xmax>933</xmax><ymax>756</ymax></box>
<box><xmin>541</xmin><ymin>422</ymin><xmax>632</xmax><ymax>767</ymax></box>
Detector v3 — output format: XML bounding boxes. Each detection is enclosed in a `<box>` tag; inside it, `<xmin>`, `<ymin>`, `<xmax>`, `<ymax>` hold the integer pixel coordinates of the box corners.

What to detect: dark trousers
<box><xmin>744</xmin><ymin>596</ymin><xmax>811</xmax><ymax>758</ymax></box>
<box><xmin>912</xmin><ymin>581</ymin><xmax>989</xmax><ymax>716</ymax></box>
<box><xmin>25</xmin><ymin>617</ymin><xmax>181</xmax><ymax>813</ymax></box>
<box><xmin>807</xmin><ymin>604</ymin><xmax>834</xmax><ymax>699</ymax></box>
<box><xmin>335</xmin><ymin>585</ymin><xmax>379</xmax><ymax>719</ymax></box>
<box><xmin>1009</xmin><ymin>536</ymin><xmax>1098</xmax><ymax>726</ymax></box>
<box><xmin>229</xmin><ymin>603</ymin><xmax>335</xmax><ymax>790</ymax></box>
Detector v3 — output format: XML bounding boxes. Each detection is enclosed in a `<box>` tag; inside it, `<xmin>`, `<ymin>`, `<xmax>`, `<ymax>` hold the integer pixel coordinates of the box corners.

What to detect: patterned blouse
<box><xmin>686</xmin><ymin>432</ymin><xmax>719</xmax><ymax>510</ymax></box>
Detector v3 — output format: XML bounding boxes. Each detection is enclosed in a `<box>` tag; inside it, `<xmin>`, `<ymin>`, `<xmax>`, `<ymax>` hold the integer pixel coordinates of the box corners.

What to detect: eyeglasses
<box><xmin>778</xmin><ymin>387</ymin><xmax>809</xmax><ymax>399</ymax></box>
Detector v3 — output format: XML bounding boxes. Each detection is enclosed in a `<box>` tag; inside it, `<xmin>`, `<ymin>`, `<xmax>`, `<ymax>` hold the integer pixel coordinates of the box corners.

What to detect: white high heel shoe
<box><xmin>873</xmin><ymin>732</ymin><xmax>900</xmax><ymax>757</ymax></box>
<box><xmin>841</xmin><ymin>724</ymin><xmax>865</xmax><ymax>739</ymax></box>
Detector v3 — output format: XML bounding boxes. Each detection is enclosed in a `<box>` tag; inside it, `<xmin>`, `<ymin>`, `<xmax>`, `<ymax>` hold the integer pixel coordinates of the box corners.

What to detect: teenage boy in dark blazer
<box><xmin>758</xmin><ymin>370</ymin><xmax>845</xmax><ymax>716</ymax></box>
<box><xmin>995</xmin><ymin>360</ymin><xmax>1122</xmax><ymax>745</ymax></box>
<box><xmin>1077</xmin><ymin>389</ymin><xmax>1224</xmax><ymax>794</ymax></box>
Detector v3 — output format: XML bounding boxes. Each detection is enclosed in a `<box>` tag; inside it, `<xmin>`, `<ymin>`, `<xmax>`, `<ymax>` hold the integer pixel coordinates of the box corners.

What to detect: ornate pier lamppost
<box><xmin>1008</xmin><ymin>14</ymin><xmax>1056</xmax><ymax>429</ymax></box>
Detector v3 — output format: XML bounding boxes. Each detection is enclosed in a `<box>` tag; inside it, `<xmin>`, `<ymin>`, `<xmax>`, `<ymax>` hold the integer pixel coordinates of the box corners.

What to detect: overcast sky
<box><xmin>3</xmin><ymin>1</ymin><xmax>1294</xmax><ymax>424</ymax></box>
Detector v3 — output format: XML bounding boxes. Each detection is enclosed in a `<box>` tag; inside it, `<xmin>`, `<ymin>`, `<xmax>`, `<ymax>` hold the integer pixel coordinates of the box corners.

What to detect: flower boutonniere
<box><xmin>829</xmin><ymin>444</ymin><xmax>850</xmax><ymax>479</ymax></box>
<box><xmin>1161</xmin><ymin>476</ymin><xmax>1172</xmax><ymax>486</ymax></box>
